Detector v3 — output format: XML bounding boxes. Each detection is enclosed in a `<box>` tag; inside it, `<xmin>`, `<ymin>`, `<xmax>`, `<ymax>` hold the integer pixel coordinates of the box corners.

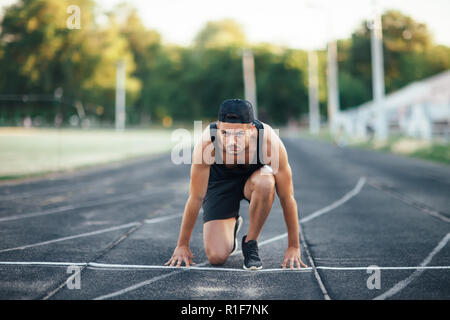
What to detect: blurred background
<box><xmin>0</xmin><ymin>0</ymin><xmax>449</xmax><ymax>179</ymax></box>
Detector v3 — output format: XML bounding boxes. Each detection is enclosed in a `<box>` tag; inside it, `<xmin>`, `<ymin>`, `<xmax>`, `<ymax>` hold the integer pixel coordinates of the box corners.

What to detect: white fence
<box><xmin>334</xmin><ymin>69</ymin><xmax>450</xmax><ymax>141</ymax></box>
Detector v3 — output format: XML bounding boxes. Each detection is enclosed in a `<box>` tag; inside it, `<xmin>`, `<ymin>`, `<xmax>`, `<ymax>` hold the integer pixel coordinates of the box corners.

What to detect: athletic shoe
<box><xmin>230</xmin><ymin>216</ymin><xmax>243</xmax><ymax>255</ymax></box>
<box><xmin>241</xmin><ymin>235</ymin><xmax>263</xmax><ymax>270</ymax></box>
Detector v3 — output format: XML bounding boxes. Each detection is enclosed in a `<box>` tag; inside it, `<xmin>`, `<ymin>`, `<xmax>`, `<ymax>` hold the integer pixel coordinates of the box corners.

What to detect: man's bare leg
<box><xmin>203</xmin><ymin>217</ymin><xmax>236</xmax><ymax>265</ymax></box>
<box><xmin>243</xmin><ymin>165</ymin><xmax>276</xmax><ymax>242</ymax></box>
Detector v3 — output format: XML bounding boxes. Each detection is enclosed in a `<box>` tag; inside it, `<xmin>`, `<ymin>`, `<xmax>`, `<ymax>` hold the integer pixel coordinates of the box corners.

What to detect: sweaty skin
<box><xmin>165</xmin><ymin>121</ymin><xmax>307</xmax><ymax>269</ymax></box>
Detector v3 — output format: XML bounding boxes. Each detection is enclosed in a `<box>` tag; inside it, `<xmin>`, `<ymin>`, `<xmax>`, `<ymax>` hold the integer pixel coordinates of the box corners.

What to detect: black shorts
<box><xmin>202</xmin><ymin>165</ymin><xmax>262</xmax><ymax>223</ymax></box>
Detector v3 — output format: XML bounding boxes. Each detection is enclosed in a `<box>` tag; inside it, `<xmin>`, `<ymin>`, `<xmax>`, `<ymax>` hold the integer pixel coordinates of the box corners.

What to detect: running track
<box><xmin>0</xmin><ymin>137</ymin><xmax>449</xmax><ymax>300</ymax></box>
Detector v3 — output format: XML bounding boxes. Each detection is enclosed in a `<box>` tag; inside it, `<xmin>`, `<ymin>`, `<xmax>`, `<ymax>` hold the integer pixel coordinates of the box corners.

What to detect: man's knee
<box><xmin>205</xmin><ymin>248</ymin><xmax>229</xmax><ymax>266</ymax></box>
<box><xmin>252</xmin><ymin>173</ymin><xmax>275</xmax><ymax>198</ymax></box>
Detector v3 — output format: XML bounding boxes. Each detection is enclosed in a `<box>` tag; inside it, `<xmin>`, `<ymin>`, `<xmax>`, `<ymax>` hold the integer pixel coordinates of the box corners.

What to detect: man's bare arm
<box><xmin>265</xmin><ymin>125</ymin><xmax>307</xmax><ymax>269</ymax></box>
<box><xmin>273</xmin><ymin>139</ymin><xmax>300</xmax><ymax>245</ymax></box>
<box><xmin>176</xmin><ymin>162</ymin><xmax>209</xmax><ymax>247</ymax></box>
<box><xmin>165</xmin><ymin>127</ymin><xmax>213</xmax><ymax>267</ymax></box>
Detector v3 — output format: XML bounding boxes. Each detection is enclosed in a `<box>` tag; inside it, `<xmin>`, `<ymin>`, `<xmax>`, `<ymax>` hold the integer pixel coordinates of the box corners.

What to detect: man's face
<box><xmin>217</xmin><ymin>122</ymin><xmax>253</xmax><ymax>155</ymax></box>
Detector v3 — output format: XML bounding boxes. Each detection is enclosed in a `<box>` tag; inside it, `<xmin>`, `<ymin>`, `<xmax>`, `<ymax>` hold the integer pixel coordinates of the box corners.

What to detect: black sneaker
<box><xmin>230</xmin><ymin>216</ymin><xmax>243</xmax><ymax>256</ymax></box>
<box><xmin>242</xmin><ymin>235</ymin><xmax>263</xmax><ymax>270</ymax></box>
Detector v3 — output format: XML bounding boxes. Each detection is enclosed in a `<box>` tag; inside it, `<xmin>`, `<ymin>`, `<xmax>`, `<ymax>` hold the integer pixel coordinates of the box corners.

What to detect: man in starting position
<box><xmin>166</xmin><ymin>99</ymin><xmax>307</xmax><ymax>270</ymax></box>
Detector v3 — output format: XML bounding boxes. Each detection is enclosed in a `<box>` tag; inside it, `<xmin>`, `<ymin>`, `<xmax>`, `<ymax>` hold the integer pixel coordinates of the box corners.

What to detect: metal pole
<box><xmin>327</xmin><ymin>40</ymin><xmax>340</xmax><ymax>134</ymax></box>
<box><xmin>242</xmin><ymin>49</ymin><xmax>258</xmax><ymax>118</ymax></box>
<box><xmin>308</xmin><ymin>50</ymin><xmax>320</xmax><ymax>134</ymax></box>
<box><xmin>115</xmin><ymin>60</ymin><xmax>126</xmax><ymax>131</ymax></box>
<box><xmin>370</xmin><ymin>2</ymin><xmax>387</xmax><ymax>140</ymax></box>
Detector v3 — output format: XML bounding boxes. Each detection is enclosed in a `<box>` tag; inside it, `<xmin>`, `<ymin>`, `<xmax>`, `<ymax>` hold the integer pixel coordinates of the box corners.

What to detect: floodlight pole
<box><xmin>327</xmin><ymin>40</ymin><xmax>340</xmax><ymax>134</ymax></box>
<box><xmin>242</xmin><ymin>49</ymin><xmax>258</xmax><ymax>119</ymax></box>
<box><xmin>370</xmin><ymin>2</ymin><xmax>388</xmax><ymax>140</ymax></box>
<box><xmin>308</xmin><ymin>50</ymin><xmax>320</xmax><ymax>134</ymax></box>
<box><xmin>115</xmin><ymin>60</ymin><xmax>126</xmax><ymax>132</ymax></box>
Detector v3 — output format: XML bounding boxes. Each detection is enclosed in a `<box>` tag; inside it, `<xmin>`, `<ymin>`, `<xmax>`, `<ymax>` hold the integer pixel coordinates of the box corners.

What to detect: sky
<box><xmin>1</xmin><ymin>0</ymin><xmax>450</xmax><ymax>49</ymax></box>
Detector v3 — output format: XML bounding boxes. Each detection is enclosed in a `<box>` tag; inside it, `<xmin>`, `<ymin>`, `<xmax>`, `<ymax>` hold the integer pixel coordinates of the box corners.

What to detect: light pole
<box><xmin>327</xmin><ymin>39</ymin><xmax>340</xmax><ymax>134</ymax></box>
<box><xmin>242</xmin><ymin>49</ymin><xmax>258</xmax><ymax>118</ymax></box>
<box><xmin>308</xmin><ymin>50</ymin><xmax>320</xmax><ymax>134</ymax></box>
<box><xmin>369</xmin><ymin>1</ymin><xmax>388</xmax><ymax>140</ymax></box>
<box><xmin>305</xmin><ymin>1</ymin><xmax>340</xmax><ymax>135</ymax></box>
<box><xmin>115</xmin><ymin>60</ymin><xmax>126</xmax><ymax>132</ymax></box>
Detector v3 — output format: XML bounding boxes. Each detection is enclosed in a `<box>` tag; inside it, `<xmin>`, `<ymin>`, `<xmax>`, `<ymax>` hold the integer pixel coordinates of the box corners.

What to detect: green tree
<box><xmin>194</xmin><ymin>19</ymin><xmax>247</xmax><ymax>49</ymax></box>
<box><xmin>117</xmin><ymin>4</ymin><xmax>162</xmax><ymax>124</ymax></box>
<box><xmin>254</xmin><ymin>45</ymin><xmax>309</xmax><ymax>124</ymax></box>
<box><xmin>0</xmin><ymin>0</ymin><xmax>142</xmax><ymax>124</ymax></box>
<box><xmin>345</xmin><ymin>9</ymin><xmax>440</xmax><ymax>103</ymax></box>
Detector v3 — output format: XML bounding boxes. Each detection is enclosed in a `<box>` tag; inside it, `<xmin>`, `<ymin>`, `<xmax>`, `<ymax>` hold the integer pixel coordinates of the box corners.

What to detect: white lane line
<box><xmin>0</xmin><ymin>261</ymin><xmax>449</xmax><ymax>272</ymax></box>
<box><xmin>87</xmin><ymin>264</ymin><xmax>450</xmax><ymax>272</ymax></box>
<box><xmin>300</xmin><ymin>177</ymin><xmax>366</xmax><ymax>223</ymax></box>
<box><xmin>144</xmin><ymin>213</ymin><xmax>182</xmax><ymax>224</ymax></box>
<box><xmin>0</xmin><ymin>192</ymin><xmax>139</xmax><ymax>223</ymax></box>
<box><xmin>0</xmin><ymin>222</ymin><xmax>141</xmax><ymax>253</ymax></box>
<box><xmin>0</xmin><ymin>261</ymin><xmax>86</xmax><ymax>267</ymax></box>
<box><xmin>317</xmin><ymin>266</ymin><xmax>450</xmax><ymax>271</ymax></box>
<box><xmin>42</xmin><ymin>221</ymin><xmax>147</xmax><ymax>301</ymax></box>
<box><xmin>232</xmin><ymin>177</ymin><xmax>367</xmax><ymax>255</ymax></box>
<box><xmin>374</xmin><ymin>233</ymin><xmax>450</xmax><ymax>300</ymax></box>
<box><xmin>0</xmin><ymin>188</ymin><xmax>182</xmax><ymax>224</ymax></box>
<box><xmin>257</xmin><ymin>233</ymin><xmax>288</xmax><ymax>247</ymax></box>
<box><xmin>0</xmin><ymin>155</ymin><xmax>170</xmax><ymax>201</ymax></box>
<box><xmin>93</xmin><ymin>260</ymin><xmax>209</xmax><ymax>300</ymax></box>
<box><xmin>0</xmin><ymin>213</ymin><xmax>183</xmax><ymax>253</ymax></box>
<box><xmin>0</xmin><ymin>176</ymin><xmax>365</xmax><ymax>298</ymax></box>
<box><xmin>0</xmin><ymin>179</ymin><xmax>115</xmax><ymax>202</ymax></box>
<box><xmin>229</xmin><ymin>234</ymin><xmax>289</xmax><ymax>256</ymax></box>
<box><xmin>88</xmin><ymin>262</ymin><xmax>312</xmax><ymax>273</ymax></box>
<box><xmin>93</xmin><ymin>272</ymin><xmax>179</xmax><ymax>300</ymax></box>
<box><xmin>299</xmin><ymin>223</ymin><xmax>331</xmax><ymax>300</ymax></box>
<box><xmin>92</xmin><ymin>177</ymin><xmax>369</xmax><ymax>299</ymax></box>
<box><xmin>367</xmin><ymin>180</ymin><xmax>450</xmax><ymax>223</ymax></box>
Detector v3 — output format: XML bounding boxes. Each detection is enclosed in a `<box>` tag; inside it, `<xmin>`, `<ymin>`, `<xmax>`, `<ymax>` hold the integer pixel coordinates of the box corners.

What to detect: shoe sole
<box><xmin>243</xmin><ymin>264</ymin><xmax>263</xmax><ymax>271</ymax></box>
<box><xmin>230</xmin><ymin>216</ymin><xmax>243</xmax><ymax>256</ymax></box>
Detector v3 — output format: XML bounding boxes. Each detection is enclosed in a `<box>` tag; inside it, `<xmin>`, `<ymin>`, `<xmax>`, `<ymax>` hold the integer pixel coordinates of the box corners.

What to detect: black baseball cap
<box><xmin>218</xmin><ymin>99</ymin><xmax>255</xmax><ymax>123</ymax></box>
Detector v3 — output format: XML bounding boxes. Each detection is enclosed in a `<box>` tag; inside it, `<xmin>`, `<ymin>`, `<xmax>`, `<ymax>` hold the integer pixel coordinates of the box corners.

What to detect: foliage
<box><xmin>0</xmin><ymin>3</ymin><xmax>449</xmax><ymax>125</ymax></box>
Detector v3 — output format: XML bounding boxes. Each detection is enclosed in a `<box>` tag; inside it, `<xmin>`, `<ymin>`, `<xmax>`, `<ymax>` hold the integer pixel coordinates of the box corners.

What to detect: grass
<box><xmin>0</xmin><ymin>127</ymin><xmax>178</xmax><ymax>180</ymax></box>
<box><xmin>409</xmin><ymin>144</ymin><xmax>450</xmax><ymax>164</ymax></box>
<box><xmin>2</xmin><ymin>126</ymin><xmax>447</xmax><ymax>181</ymax></box>
<box><xmin>297</xmin><ymin>129</ymin><xmax>450</xmax><ymax>165</ymax></box>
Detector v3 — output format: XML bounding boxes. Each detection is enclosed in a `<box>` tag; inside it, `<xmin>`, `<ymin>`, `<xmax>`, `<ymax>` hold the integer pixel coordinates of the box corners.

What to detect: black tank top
<box><xmin>208</xmin><ymin>120</ymin><xmax>265</xmax><ymax>181</ymax></box>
